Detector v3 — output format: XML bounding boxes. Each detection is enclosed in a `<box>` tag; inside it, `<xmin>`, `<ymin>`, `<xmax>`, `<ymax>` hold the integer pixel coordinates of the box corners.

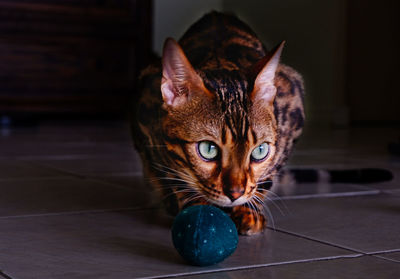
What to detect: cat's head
<box><xmin>160</xmin><ymin>38</ymin><xmax>283</xmax><ymax>207</ymax></box>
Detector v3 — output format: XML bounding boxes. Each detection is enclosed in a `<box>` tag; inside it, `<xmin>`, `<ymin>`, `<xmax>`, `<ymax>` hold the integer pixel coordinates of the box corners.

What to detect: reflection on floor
<box><xmin>0</xmin><ymin>120</ymin><xmax>399</xmax><ymax>279</ymax></box>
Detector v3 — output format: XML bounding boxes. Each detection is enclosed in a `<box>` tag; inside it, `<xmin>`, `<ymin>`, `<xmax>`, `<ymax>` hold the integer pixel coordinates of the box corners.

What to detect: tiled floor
<box><xmin>0</xmin><ymin>120</ymin><xmax>399</xmax><ymax>279</ymax></box>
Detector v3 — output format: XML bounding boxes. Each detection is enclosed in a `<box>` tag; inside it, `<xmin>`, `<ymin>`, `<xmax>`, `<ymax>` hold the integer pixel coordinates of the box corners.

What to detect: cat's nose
<box><xmin>225</xmin><ymin>189</ymin><xmax>245</xmax><ymax>202</ymax></box>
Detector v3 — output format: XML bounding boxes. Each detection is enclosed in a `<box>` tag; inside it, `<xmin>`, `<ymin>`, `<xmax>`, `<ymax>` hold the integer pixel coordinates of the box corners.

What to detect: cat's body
<box><xmin>132</xmin><ymin>12</ymin><xmax>304</xmax><ymax>235</ymax></box>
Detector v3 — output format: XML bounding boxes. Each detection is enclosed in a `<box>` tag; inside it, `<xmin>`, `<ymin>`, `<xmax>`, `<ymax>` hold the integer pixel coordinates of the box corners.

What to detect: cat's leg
<box><xmin>230</xmin><ymin>205</ymin><xmax>266</xmax><ymax>235</ymax></box>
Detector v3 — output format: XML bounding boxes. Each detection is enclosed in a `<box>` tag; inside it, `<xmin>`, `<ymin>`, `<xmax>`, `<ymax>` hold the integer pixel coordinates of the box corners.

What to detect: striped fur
<box><xmin>132</xmin><ymin>12</ymin><xmax>304</xmax><ymax>235</ymax></box>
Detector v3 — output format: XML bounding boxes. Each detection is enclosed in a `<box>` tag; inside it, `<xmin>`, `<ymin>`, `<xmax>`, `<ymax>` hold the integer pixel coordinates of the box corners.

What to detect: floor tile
<box><xmin>0</xmin><ymin>139</ymin><xmax>133</xmax><ymax>158</ymax></box>
<box><xmin>0</xmin><ymin>177</ymin><xmax>150</xmax><ymax>217</ymax></box>
<box><xmin>0</xmin><ymin>210</ymin><xmax>355</xmax><ymax>279</ymax></box>
<box><xmin>0</xmin><ymin>122</ymin><xmax>398</xmax><ymax>279</ymax></box>
<box><xmin>286</xmin><ymin>152</ymin><xmax>399</xmax><ymax>192</ymax></box>
<box><xmin>383</xmin><ymin>189</ymin><xmax>400</xmax><ymax>195</ymax></box>
<box><xmin>0</xmin><ymin>123</ymin><xmax>137</xmax><ymax>160</ymax></box>
<box><xmin>273</xmin><ymin>182</ymin><xmax>377</xmax><ymax>199</ymax></box>
<box><xmin>91</xmin><ymin>174</ymin><xmax>145</xmax><ymax>188</ymax></box>
<box><xmin>177</xmin><ymin>255</ymin><xmax>400</xmax><ymax>279</ymax></box>
<box><xmin>0</xmin><ymin>160</ymin><xmax>65</xmax><ymax>179</ymax></box>
<box><xmin>31</xmin><ymin>155</ymin><xmax>142</xmax><ymax>176</ymax></box>
<box><xmin>268</xmin><ymin>194</ymin><xmax>400</xmax><ymax>253</ymax></box>
<box><xmin>364</xmin><ymin>175</ymin><xmax>400</xmax><ymax>191</ymax></box>
<box><xmin>288</xmin><ymin>153</ymin><xmax>364</xmax><ymax>167</ymax></box>
<box><xmin>0</xmin><ymin>120</ymin><xmax>132</xmax><ymax>143</ymax></box>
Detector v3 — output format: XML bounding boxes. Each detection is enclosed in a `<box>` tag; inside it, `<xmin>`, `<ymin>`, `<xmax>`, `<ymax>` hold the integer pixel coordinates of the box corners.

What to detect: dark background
<box><xmin>0</xmin><ymin>0</ymin><xmax>152</xmax><ymax>118</ymax></box>
<box><xmin>0</xmin><ymin>0</ymin><xmax>399</xmax><ymax>128</ymax></box>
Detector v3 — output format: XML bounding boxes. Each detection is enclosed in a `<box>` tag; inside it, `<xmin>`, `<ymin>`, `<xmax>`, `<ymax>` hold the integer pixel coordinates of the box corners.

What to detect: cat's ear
<box><xmin>161</xmin><ymin>38</ymin><xmax>205</xmax><ymax>107</ymax></box>
<box><xmin>250</xmin><ymin>41</ymin><xmax>285</xmax><ymax>104</ymax></box>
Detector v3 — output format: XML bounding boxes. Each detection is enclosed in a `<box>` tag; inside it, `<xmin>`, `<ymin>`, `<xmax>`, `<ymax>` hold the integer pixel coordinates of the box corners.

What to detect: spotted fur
<box><xmin>132</xmin><ymin>12</ymin><xmax>304</xmax><ymax>235</ymax></box>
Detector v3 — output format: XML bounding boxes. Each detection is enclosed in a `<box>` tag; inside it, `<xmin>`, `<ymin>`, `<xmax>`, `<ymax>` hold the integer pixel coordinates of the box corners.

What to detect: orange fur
<box><xmin>132</xmin><ymin>12</ymin><xmax>304</xmax><ymax>235</ymax></box>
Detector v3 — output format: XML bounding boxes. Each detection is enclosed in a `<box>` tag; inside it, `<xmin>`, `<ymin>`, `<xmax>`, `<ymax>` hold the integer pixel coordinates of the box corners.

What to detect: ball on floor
<box><xmin>171</xmin><ymin>205</ymin><xmax>238</xmax><ymax>266</ymax></box>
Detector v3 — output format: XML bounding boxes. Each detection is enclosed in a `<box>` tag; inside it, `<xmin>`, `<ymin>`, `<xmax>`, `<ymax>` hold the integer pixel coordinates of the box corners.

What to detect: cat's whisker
<box><xmin>256</xmin><ymin>180</ymin><xmax>272</xmax><ymax>186</ymax></box>
<box><xmin>256</xmin><ymin>188</ymin><xmax>289</xmax><ymax>215</ymax></box>
<box><xmin>181</xmin><ymin>193</ymin><xmax>204</xmax><ymax>208</ymax></box>
<box><xmin>150</xmin><ymin>180</ymin><xmax>200</xmax><ymax>195</ymax></box>
<box><xmin>157</xmin><ymin>184</ymin><xmax>191</xmax><ymax>189</ymax></box>
<box><xmin>252</xmin><ymin>194</ymin><xmax>275</xmax><ymax>231</ymax></box>
<box><xmin>146</xmin><ymin>165</ymin><xmax>203</xmax><ymax>202</ymax></box>
<box><xmin>152</xmin><ymin>163</ymin><xmax>194</xmax><ymax>180</ymax></box>
<box><xmin>150</xmin><ymin>181</ymin><xmax>199</xmax><ymax>192</ymax></box>
<box><xmin>252</xmin><ymin>195</ymin><xmax>264</xmax><ymax>212</ymax></box>
<box><xmin>158</xmin><ymin>190</ymin><xmax>183</xmax><ymax>201</ymax></box>
<box><xmin>256</xmin><ymin>185</ymin><xmax>276</xmax><ymax>193</ymax></box>
<box><xmin>147</xmin><ymin>173</ymin><xmax>197</xmax><ymax>184</ymax></box>
<box><xmin>154</xmin><ymin>177</ymin><xmax>193</xmax><ymax>184</ymax></box>
<box><xmin>151</xmin><ymin>164</ymin><xmax>202</xmax><ymax>194</ymax></box>
<box><xmin>264</xmin><ymin>196</ymin><xmax>286</xmax><ymax>216</ymax></box>
<box><xmin>158</xmin><ymin>187</ymin><xmax>200</xmax><ymax>203</ymax></box>
<box><xmin>257</xmin><ymin>185</ymin><xmax>287</xmax><ymax>202</ymax></box>
<box><xmin>256</xmin><ymin>188</ymin><xmax>279</xmax><ymax>197</ymax></box>
<box><xmin>148</xmin><ymin>170</ymin><xmax>191</xmax><ymax>181</ymax></box>
<box><xmin>257</xmin><ymin>174</ymin><xmax>273</xmax><ymax>183</ymax></box>
<box><xmin>172</xmin><ymin>189</ymin><xmax>199</xmax><ymax>194</ymax></box>
<box><xmin>247</xmin><ymin>199</ymin><xmax>260</xmax><ymax>224</ymax></box>
<box><xmin>251</xmin><ymin>198</ymin><xmax>266</xmax><ymax>230</ymax></box>
<box><xmin>146</xmin><ymin>179</ymin><xmax>188</xmax><ymax>186</ymax></box>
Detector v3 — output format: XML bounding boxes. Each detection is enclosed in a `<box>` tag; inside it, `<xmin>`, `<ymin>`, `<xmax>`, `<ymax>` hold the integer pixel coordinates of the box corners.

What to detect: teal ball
<box><xmin>171</xmin><ymin>205</ymin><xmax>238</xmax><ymax>266</ymax></box>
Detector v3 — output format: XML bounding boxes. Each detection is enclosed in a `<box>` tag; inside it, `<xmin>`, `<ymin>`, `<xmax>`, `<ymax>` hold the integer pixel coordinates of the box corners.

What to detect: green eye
<box><xmin>251</xmin><ymin>142</ymin><xmax>269</xmax><ymax>162</ymax></box>
<box><xmin>198</xmin><ymin>141</ymin><xmax>219</xmax><ymax>161</ymax></box>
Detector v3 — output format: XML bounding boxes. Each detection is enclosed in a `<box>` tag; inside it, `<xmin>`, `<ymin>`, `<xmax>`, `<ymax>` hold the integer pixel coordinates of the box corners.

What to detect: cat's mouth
<box><xmin>199</xmin><ymin>187</ymin><xmax>251</xmax><ymax>207</ymax></box>
<box><xmin>211</xmin><ymin>195</ymin><xmax>250</xmax><ymax>207</ymax></box>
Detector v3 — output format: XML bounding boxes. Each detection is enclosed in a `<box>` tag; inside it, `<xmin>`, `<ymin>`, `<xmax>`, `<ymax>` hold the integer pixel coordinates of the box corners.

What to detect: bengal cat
<box><xmin>132</xmin><ymin>11</ymin><xmax>304</xmax><ymax>235</ymax></box>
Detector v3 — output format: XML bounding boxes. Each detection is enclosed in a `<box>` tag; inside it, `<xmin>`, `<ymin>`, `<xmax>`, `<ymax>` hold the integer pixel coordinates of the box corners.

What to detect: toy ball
<box><xmin>171</xmin><ymin>205</ymin><xmax>238</xmax><ymax>266</ymax></box>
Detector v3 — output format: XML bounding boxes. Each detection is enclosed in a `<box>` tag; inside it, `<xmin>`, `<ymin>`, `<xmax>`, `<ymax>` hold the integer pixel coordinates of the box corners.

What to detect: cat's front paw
<box><xmin>230</xmin><ymin>206</ymin><xmax>266</xmax><ymax>235</ymax></box>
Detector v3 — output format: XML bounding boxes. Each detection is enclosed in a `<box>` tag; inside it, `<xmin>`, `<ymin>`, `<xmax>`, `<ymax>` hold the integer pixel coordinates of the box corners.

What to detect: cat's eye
<box><xmin>197</xmin><ymin>141</ymin><xmax>219</xmax><ymax>161</ymax></box>
<box><xmin>251</xmin><ymin>142</ymin><xmax>269</xmax><ymax>162</ymax></box>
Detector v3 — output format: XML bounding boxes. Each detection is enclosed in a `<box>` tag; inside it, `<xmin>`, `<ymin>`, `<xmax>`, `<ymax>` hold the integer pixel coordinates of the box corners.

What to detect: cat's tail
<box><xmin>284</xmin><ymin>168</ymin><xmax>393</xmax><ymax>184</ymax></box>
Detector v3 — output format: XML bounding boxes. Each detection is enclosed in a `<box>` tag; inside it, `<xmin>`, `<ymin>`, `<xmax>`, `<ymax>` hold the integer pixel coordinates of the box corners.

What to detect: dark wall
<box><xmin>346</xmin><ymin>0</ymin><xmax>400</xmax><ymax>125</ymax></box>
<box><xmin>222</xmin><ymin>0</ymin><xmax>348</xmax><ymax>126</ymax></box>
<box><xmin>0</xmin><ymin>0</ymin><xmax>152</xmax><ymax>116</ymax></box>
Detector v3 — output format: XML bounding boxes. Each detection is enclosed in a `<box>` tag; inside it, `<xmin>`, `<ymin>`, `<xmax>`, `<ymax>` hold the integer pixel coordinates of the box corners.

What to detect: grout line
<box><xmin>382</xmin><ymin>189</ymin><xmax>400</xmax><ymax>195</ymax></box>
<box><xmin>136</xmin><ymin>254</ymin><xmax>364</xmax><ymax>279</ymax></box>
<box><xmin>265</xmin><ymin>227</ymin><xmax>365</xmax><ymax>254</ymax></box>
<box><xmin>267</xmin><ymin>228</ymin><xmax>400</xmax><ymax>264</ymax></box>
<box><xmin>0</xmin><ymin>270</ymin><xmax>13</xmax><ymax>279</ymax></box>
<box><xmin>367</xmin><ymin>248</ymin><xmax>400</xmax><ymax>263</ymax></box>
<box><xmin>0</xmin><ymin>206</ymin><xmax>156</xmax><ymax>220</ymax></box>
<box><xmin>373</xmin><ymin>255</ymin><xmax>400</xmax><ymax>264</ymax></box>
<box><xmin>366</xmin><ymin>248</ymin><xmax>400</xmax><ymax>255</ymax></box>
